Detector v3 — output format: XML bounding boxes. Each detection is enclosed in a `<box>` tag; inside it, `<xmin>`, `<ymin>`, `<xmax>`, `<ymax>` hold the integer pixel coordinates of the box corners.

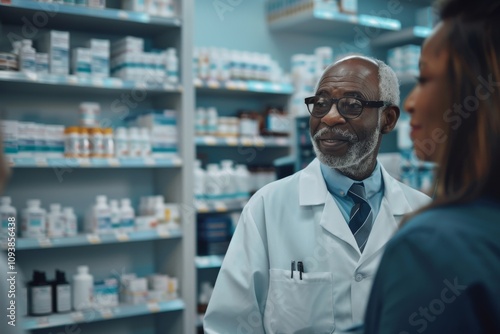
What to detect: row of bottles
<box><xmin>194</xmin><ymin>160</ymin><xmax>251</xmax><ymax>201</ymax></box>
<box><xmin>26</xmin><ymin>266</ymin><xmax>180</xmax><ymax>316</ymax></box>
<box><xmin>0</xmin><ymin>194</ymin><xmax>180</xmax><ymax>240</ymax></box>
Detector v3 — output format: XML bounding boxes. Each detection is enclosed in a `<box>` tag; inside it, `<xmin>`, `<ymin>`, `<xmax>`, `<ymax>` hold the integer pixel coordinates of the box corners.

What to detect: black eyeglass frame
<box><xmin>304</xmin><ymin>96</ymin><xmax>392</xmax><ymax>119</ymax></box>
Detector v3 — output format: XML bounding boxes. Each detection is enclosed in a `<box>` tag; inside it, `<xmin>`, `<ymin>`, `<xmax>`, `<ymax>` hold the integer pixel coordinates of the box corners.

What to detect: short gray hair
<box><xmin>373</xmin><ymin>58</ymin><xmax>400</xmax><ymax>106</ymax></box>
<box><xmin>315</xmin><ymin>55</ymin><xmax>400</xmax><ymax>107</ymax></box>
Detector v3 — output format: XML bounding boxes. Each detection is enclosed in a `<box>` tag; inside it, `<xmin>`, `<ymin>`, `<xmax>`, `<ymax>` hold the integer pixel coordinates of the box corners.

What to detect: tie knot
<box><xmin>348</xmin><ymin>183</ymin><xmax>367</xmax><ymax>203</ymax></box>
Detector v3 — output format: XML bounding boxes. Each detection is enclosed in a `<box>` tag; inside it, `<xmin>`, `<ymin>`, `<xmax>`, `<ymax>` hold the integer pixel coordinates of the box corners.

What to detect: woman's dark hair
<box><xmin>405</xmin><ymin>0</ymin><xmax>500</xmax><ymax>222</ymax></box>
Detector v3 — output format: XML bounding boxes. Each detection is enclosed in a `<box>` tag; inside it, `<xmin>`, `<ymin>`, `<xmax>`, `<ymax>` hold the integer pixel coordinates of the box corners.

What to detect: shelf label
<box><xmin>225</xmin><ymin>81</ymin><xmax>238</xmax><ymax>90</ymax></box>
<box><xmin>275</xmin><ymin>137</ymin><xmax>289</xmax><ymax>146</ymax></box>
<box><xmin>100</xmin><ymin>308</ymin><xmax>114</xmax><ymax>319</ymax></box>
<box><xmin>79</xmin><ymin>158</ymin><xmax>91</xmax><ymax>167</ymax></box>
<box><xmin>203</xmin><ymin>136</ymin><xmax>217</xmax><ymax>146</ymax></box>
<box><xmin>91</xmin><ymin>78</ymin><xmax>104</xmax><ymax>87</ymax></box>
<box><xmin>71</xmin><ymin>311</ymin><xmax>85</xmax><ymax>322</ymax></box>
<box><xmin>36</xmin><ymin>316</ymin><xmax>50</xmax><ymax>327</ymax></box>
<box><xmin>108</xmin><ymin>158</ymin><xmax>120</xmax><ymax>167</ymax></box>
<box><xmin>156</xmin><ymin>228</ymin><xmax>170</xmax><ymax>238</ymax></box>
<box><xmin>196</xmin><ymin>201</ymin><xmax>209</xmax><ymax>213</ymax></box>
<box><xmin>118</xmin><ymin>10</ymin><xmax>129</xmax><ymax>19</ymax></box>
<box><xmin>115</xmin><ymin>232</ymin><xmax>129</xmax><ymax>242</ymax></box>
<box><xmin>134</xmin><ymin>81</ymin><xmax>147</xmax><ymax>89</ymax></box>
<box><xmin>38</xmin><ymin>238</ymin><xmax>52</xmax><ymax>248</ymax></box>
<box><xmin>214</xmin><ymin>201</ymin><xmax>227</xmax><ymax>212</ymax></box>
<box><xmin>254</xmin><ymin>137</ymin><xmax>265</xmax><ymax>147</ymax></box>
<box><xmin>144</xmin><ymin>157</ymin><xmax>156</xmax><ymax>166</ymax></box>
<box><xmin>35</xmin><ymin>157</ymin><xmax>48</xmax><ymax>167</ymax></box>
<box><xmin>87</xmin><ymin>234</ymin><xmax>101</xmax><ymax>244</ymax></box>
<box><xmin>225</xmin><ymin>137</ymin><xmax>238</xmax><ymax>146</ymax></box>
<box><xmin>67</xmin><ymin>76</ymin><xmax>79</xmax><ymax>85</ymax></box>
<box><xmin>271</xmin><ymin>83</ymin><xmax>282</xmax><ymax>92</ymax></box>
<box><xmin>241</xmin><ymin>138</ymin><xmax>253</xmax><ymax>146</ymax></box>
<box><xmin>207</xmin><ymin>80</ymin><xmax>220</xmax><ymax>89</ymax></box>
<box><xmin>147</xmin><ymin>302</ymin><xmax>161</xmax><ymax>313</ymax></box>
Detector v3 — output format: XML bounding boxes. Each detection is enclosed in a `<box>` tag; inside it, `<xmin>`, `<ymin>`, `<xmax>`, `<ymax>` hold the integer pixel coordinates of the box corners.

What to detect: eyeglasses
<box><xmin>304</xmin><ymin>96</ymin><xmax>391</xmax><ymax>119</ymax></box>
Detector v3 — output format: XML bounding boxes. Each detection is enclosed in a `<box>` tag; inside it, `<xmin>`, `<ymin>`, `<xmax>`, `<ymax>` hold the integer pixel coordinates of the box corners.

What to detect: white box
<box><xmin>86</xmin><ymin>39</ymin><xmax>110</xmax><ymax>78</ymax></box>
<box><xmin>1</xmin><ymin>120</ymin><xmax>18</xmax><ymax>155</ymax></box>
<box><xmin>37</xmin><ymin>30</ymin><xmax>70</xmax><ymax>76</ymax></box>
<box><xmin>72</xmin><ymin>48</ymin><xmax>91</xmax><ymax>77</ymax></box>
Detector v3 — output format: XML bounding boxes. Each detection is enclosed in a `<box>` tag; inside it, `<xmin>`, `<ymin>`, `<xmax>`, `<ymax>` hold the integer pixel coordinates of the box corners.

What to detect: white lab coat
<box><xmin>204</xmin><ymin>159</ymin><xmax>430</xmax><ymax>334</ymax></box>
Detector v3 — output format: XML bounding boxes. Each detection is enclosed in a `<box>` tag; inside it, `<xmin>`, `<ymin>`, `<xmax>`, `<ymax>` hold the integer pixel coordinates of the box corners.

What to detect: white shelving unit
<box><xmin>1</xmin><ymin>0</ymin><xmax>195</xmax><ymax>333</ymax></box>
<box><xmin>268</xmin><ymin>5</ymin><xmax>401</xmax><ymax>37</ymax></box>
<box><xmin>2</xmin><ymin>229</ymin><xmax>182</xmax><ymax>251</ymax></box>
<box><xmin>370</xmin><ymin>26</ymin><xmax>432</xmax><ymax>48</ymax></box>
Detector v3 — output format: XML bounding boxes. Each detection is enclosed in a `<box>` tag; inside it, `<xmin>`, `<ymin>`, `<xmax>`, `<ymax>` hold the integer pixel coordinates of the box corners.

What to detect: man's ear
<box><xmin>381</xmin><ymin>105</ymin><xmax>400</xmax><ymax>134</ymax></box>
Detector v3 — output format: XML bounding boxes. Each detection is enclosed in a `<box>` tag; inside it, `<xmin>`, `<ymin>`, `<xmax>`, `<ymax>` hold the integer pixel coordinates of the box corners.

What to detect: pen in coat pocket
<box><xmin>297</xmin><ymin>261</ymin><xmax>304</xmax><ymax>280</ymax></box>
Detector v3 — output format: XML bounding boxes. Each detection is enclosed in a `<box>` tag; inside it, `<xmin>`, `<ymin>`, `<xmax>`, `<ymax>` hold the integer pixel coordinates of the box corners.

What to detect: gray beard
<box><xmin>311</xmin><ymin>117</ymin><xmax>381</xmax><ymax>178</ymax></box>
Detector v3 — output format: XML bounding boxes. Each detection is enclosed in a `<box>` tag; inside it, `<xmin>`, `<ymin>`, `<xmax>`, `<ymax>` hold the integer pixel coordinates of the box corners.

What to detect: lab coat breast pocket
<box><xmin>264</xmin><ymin>269</ymin><xmax>335</xmax><ymax>334</ymax></box>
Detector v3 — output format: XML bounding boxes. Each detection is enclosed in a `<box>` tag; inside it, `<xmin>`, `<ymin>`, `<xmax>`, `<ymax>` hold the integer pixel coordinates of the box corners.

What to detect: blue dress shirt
<box><xmin>320</xmin><ymin>161</ymin><xmax>385</xmax><ymax>223</ymax></box>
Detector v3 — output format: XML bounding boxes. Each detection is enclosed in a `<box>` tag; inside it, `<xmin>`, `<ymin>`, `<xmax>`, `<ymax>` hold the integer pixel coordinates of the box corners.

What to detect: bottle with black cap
<box><xmin>52</xmin><ymin>269</ymin><xmax>71</xmax><ymax>313</ymax></box>
<box><xmin>28</xmin><ymin>270</ymin><xmax>52</xmax><ymax>316</ymax></box>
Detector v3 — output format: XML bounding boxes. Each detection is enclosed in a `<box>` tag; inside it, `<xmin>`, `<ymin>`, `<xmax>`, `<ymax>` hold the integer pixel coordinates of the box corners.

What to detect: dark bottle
<box><xmin>28</xmin><ymin>270</ymin><xmax>52</xmax><ymax>316</ymax></box>
<box><xmin>52</xmin><ymin>270</ymin><xmax>72</xmax><ymax>313</ymax></box>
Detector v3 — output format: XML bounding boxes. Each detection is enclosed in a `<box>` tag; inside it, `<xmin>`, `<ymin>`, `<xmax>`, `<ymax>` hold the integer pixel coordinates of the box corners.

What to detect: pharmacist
<box><xmin>204</xmin><ymin>56</ymin><xmax>430</xmax><ymax>333</ymax></box>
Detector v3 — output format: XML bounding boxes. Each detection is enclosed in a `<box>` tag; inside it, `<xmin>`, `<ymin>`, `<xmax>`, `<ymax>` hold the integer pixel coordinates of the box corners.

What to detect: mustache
<box><xmin>313</xmin><ymin>127</ymin><xmax>357</xmax><ymax>142</ymax></box>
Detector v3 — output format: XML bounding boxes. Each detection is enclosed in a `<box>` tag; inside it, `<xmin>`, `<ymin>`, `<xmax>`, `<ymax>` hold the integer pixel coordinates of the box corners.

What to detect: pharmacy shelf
<box><xmin>195</xmin><ymin>255</ymin><xmax>224</xmax><ymax>269</ymax></box>
<box><xmin>0</xmin><ymin>0</ymin><xmax>181</xmax><ymax>35</ymax></box>
<box><xmin>195</xmin><ymin>199</ymin><xmax>248</xmax><ymax>214</ymax></box>
<box><xmin>2</xmin><ymin>229</ymin><xmax>182</xmax><ymax>251</ymax></box>
<box><xmin>371</xmin><ymin>26</ymin><xmax>432</xmax><ymax>48</ymax></box>
<box><xmin>0</xmin><ymin>71</ymin><xmax>182</xmax><ymax>96</ymax></box>
<box><xmin>194</xmin><ymin>79</ymin><xmax>294</xmax><ymax>95</ymax></box>
<box><xmin>23</xmin><ymin>299</ymin><xmax>185</xmax><ymax>330</ymax></box>
<box><xmin>195</xmin><ymin>136</ymin><xmax>290</xmax><ymax>147</ymax></box>
<box><xmin>268</xmin><ymin>8</ymin><xmax>401</xmax><ymax>38</ymax></box>
<box><xmin>7</xmin><ymin>156</ymin><xmax>182</xmax><ymax>168</ymax></box>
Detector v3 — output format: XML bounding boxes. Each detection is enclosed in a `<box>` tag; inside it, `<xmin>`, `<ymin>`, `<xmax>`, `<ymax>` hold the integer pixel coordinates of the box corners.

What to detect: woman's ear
<box><xmin>381</xmin><ymin>105</ymin><xmax>400</xmax><ymax>134</ymax></box>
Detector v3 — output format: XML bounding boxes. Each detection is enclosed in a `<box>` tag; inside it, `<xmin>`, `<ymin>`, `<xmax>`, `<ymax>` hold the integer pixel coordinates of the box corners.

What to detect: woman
<box><xmin>363</xmin><ymin>0</ymin><xmax>500</xmax><ymax>333</ymax></box>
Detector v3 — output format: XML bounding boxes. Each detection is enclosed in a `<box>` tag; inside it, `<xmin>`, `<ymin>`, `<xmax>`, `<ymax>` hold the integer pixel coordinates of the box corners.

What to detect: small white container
<box><xmin>72</xmin><ymin>266</ymin><xmax>94</xmax><ymax>310</ymax></box>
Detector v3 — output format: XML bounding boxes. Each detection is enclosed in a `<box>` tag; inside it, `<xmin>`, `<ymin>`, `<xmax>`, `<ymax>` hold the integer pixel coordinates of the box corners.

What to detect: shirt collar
<box><xmin>320</xmin><ymin>161</ymin><xmax>383</xmax><ymax>199</ymax></box>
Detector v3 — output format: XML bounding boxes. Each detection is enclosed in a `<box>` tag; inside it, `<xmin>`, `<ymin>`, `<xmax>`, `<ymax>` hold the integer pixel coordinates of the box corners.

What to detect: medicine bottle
<box><xmin>22</xmin><ymin>199</ymin><xmax>47</xmax><ymax>238</ymax></box>
<box><xmin>47</xmin><ymin>203</ymin><xmax>65</xmax><ymax>238</ymax></box>
<box><xmin>120</xmin><ymin>198</ymin><xmax>135</xmax><ymax>233</ymax></box>
<box><xmin>72</xmin><ymin>266</ymin><xmax>94</xmax><ymax>311</ymax></box>
<box><xmin>52</xmin><ymin>270</ymin><xmax>71</xmax><ymax>313</ymax></box>
<box><xmin>79</xmin><ymin>127</ymin><xmax>90</xmax><ymax>158</ymax></box>
<box><xmin>64</xmin><ymin>127</ymin><xmax>80</xmax><ymax>158</ymax></box>
<box><xmin>28</xmin><ymin>270</ymin><xmax>52</xmax><ymax>316</ymax></box>
<box><xmin>63</xmin><ymin>207</ymin><xmax>77</xmax><ymax>237</ymax></box>
<box><xmin>102</xmin><ymin>128</ymin><xmax>114</xmax><ymax>158</ymax></box>
<box><xmin>114</xmin><ymin>127</ymin><xmax>128</xmax><ymax>157</ymax></box>
<box><xmin>89</xmin><ymin>128</ymin><xmax>104</xmax><ymax>158</ymax></box>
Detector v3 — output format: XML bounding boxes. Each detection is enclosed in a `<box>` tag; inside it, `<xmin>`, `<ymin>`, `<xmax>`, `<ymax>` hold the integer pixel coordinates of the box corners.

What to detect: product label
<box><xmin>24</xmin><ymin>212</ymin><xmax>45</xmax><ymax>238</ymax></box>
<box><xmin>31</xmin><ymin>286</ymin><xmax>52</xmax><ymax>315</ymax></box>
<box><xmin>267</xmin><ymin>114</ymin><xmax>290</xmax><ymax>133</ymax></box>
<box><xmin>120</xmin><ymin>218</ymin><xmax>134</xmax><ymax>229</ymax></box>
<box><xmin>56</xmin><ymin>285</ymin><xmax>72</xmax><ymax>312</ymax></box>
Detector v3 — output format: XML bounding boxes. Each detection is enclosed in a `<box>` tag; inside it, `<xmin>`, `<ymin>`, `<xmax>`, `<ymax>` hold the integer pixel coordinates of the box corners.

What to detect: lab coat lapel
<box><xmin>359</xmin><ymin>165</ymin><xmax>412</xmax><ymax>263</ymax></box>
<box><xmin>299</xmin><ymin>159</ymin><xmax>359</xmax><ymax>251</ymax></box>
<box><xmin>318</xmin><ymin>196</ymin><xmax>359</xmax><ymax>250</ymax></box>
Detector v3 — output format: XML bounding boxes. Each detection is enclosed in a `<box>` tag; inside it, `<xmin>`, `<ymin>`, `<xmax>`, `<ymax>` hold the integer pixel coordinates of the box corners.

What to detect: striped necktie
<box><xmin>348</xmin><ymin>183</ymin><xmax>374</xmax><ymax>253</ymax></box>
